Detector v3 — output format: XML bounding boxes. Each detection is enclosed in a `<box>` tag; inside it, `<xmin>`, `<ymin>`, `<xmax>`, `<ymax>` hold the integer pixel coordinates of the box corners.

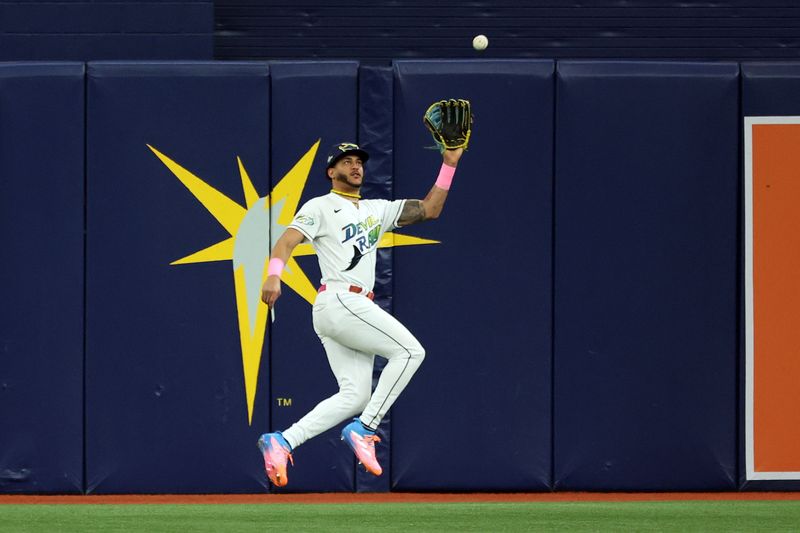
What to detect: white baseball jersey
<box><xmin>279</xmin><ymin>190</ymin><xmax>424</xmax><ymax>452</ymax></box>
<box><xmin>288</xmin><ymin>192</ymin><xmax>406</xmax><ymax>291</ymax></box>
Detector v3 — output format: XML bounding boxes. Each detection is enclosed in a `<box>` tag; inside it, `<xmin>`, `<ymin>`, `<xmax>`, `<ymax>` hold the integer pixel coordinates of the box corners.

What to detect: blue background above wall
<box><xmin>1</xmin><ymin>1</ymin><xmax>799</xmax><ymax>62</ymax></box>
<box><xmin>0</xmin><ymin>1</ymin><xmax>212</xmax><ymax>60</ymax></box>
<box><xmin>215</xmin><ymin>1</ymin><xmax>800</xmax><ymax>62</ymax></box>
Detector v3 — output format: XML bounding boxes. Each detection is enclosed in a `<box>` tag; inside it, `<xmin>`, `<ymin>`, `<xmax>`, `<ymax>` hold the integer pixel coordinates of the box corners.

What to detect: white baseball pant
<box><xmin>281</xmin><ymin>285</ymin><xmax>425</xmax><ymax>450</ymax></box>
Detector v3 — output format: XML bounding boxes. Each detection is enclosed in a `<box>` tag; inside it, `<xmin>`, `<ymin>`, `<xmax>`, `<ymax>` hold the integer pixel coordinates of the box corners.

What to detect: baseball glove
<box><xmin>423</xmin><ymin>99</ymin><xmax>472</xmax><ymax>153</ymax></box>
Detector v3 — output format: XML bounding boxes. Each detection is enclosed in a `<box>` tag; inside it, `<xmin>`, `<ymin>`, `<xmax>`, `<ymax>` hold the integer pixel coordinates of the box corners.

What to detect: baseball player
<box><xmin>258</xmin><ymin>100</ymin><xmax>471</xmax><ymax>487</ymax></box>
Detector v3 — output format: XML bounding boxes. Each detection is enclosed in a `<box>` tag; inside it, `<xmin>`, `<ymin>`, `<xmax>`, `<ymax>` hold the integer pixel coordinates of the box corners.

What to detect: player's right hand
<box><xmin>261</xmin><ymin>276</ymin><xmax>282</xmax><ymax>307</ymax></box>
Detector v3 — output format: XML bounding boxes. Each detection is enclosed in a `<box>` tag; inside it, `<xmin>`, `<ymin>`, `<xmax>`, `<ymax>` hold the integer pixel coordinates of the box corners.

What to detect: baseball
<box><xmin>472</xmin><ymin>34</ymin><xmax>488</xmax><ymax>51</ymax></box>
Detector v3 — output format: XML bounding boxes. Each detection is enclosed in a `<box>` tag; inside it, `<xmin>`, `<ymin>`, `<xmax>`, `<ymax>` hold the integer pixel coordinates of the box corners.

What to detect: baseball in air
<box><xmin>472</xmin><ymin>34</ymin><xmax>489</xmax><ymax>51</ymax></box>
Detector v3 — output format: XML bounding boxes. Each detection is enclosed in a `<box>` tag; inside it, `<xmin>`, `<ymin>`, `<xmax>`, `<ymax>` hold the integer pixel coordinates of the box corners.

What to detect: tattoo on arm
<box><xmin>397</xmin><ymin>200</ymin><xmax>427</xmax><ymax>226</ymax></box>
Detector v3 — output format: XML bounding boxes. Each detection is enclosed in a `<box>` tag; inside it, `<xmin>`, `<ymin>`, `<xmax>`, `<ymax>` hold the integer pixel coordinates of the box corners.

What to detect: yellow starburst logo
<box><xmin>148</xmin><ymin>140</ymin><xmax>438</xmax><ymax>425</ymax></box>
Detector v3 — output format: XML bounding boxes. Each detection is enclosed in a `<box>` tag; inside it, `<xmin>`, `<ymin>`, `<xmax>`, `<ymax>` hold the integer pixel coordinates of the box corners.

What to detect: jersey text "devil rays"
<box><xmin>288</xmin><ymin>193</ymin><xmax>405</xmax><ymax>291</ymax></box>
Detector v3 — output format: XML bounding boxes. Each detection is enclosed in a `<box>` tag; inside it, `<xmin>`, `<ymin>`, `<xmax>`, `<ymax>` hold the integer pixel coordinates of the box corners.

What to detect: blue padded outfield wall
<box><xmin>0</xmin><ymin>58</ymin><xmax>789</xmax><ymax>493</ymax></box>
<box><xmin>86</xmin><ymin>62</ymin><xmax>270</xmax><ymax>493</ymax></box>
<box><xmin>0</xmin><ymin>63</ymin><xmax>85</xmax><ymax>493</ymax></box>
<box><xmin>740</xmin><ymin>63</ymin><xmax>800</xmax><ymax>491</ymax></box>
<box><xmin>391</xmin><ymin>61</ymin><xmax>554</xmax><ymax>491</ymax></box>
<box><xmin>554</xmin><ymin>62</ymin><xmax>739</xmax><ymax>490</ymax></box>
<box><xmin>268</xmin><ymin>62</ymin><xmax>360</xmax><ymax>492</ymax></box>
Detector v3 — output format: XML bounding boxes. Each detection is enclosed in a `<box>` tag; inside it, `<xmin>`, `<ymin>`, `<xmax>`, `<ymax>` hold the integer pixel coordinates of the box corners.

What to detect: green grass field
<box><xmin>2</xmin><ymin>501</ymin><xmax>800</xmax><ymax>532</ymax></box>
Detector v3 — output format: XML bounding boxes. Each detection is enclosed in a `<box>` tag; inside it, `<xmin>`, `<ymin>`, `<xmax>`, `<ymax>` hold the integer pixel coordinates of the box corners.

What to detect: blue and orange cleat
<box><xmin>257</xmin><ymin>432</ymin><xmax>293</xmax><ymax>487</ymax></box>
<box><xmin>340</xmin><ymin>418</ymin><xmax>382</xmax><ymax>476</ymax></box>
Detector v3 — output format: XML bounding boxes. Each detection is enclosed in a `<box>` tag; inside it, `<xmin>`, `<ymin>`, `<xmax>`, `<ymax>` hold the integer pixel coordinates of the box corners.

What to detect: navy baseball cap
<box><xmin>325</xmin><ymin>142</ymin><xmax>369</xmax><ymax>172</ymax></box>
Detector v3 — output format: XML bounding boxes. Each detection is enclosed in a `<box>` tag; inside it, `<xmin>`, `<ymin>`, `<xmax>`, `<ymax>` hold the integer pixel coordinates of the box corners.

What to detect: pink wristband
<box><xmin>435</xmin><ymin>163</ymin><xmax>456</xmax><ymax>190</ymax></box>
<box><xmin>267</xmin><ymin>258</ymin><xmax>285</xmax><ymax>277</ymax></box>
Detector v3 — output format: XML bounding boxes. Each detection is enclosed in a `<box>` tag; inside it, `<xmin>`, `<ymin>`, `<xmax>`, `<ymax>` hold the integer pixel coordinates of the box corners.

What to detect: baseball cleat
<box><xmin>257</xmin><ymin>432</ymin><xmax>293</xmax><ymax>487</ymax></box>
<box><xmin>340</xmin><ymin>418</ymin><xmax>383</xmax><ymax>476</ymax></box>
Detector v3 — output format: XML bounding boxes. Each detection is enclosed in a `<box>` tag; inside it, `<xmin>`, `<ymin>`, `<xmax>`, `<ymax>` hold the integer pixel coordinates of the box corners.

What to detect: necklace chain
<box><xmin>331</xmin><ymin>189</ymin><xmax>361</xmax><ymax>200</ymax></box>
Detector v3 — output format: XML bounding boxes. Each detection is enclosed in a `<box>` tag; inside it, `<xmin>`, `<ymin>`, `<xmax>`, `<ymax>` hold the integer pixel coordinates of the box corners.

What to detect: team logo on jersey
<box><xmin>149</xmin><ymin>139</ymin><xmax>439</xmax><ymax>426</ymax></box>
<box><xmin>344</xmin><ymin>245</ymin><xmax>364</xmax><ymax>271</ymax></box>
<box><xmin>341</xmin><ymin>217</ymin><xmax>382</xmax><ymax>270</ymax></box>
<box><xmin>342</xmin><ymin>216</ymin><xmax>381</xmax><ymax>248</ymax></box>
<box><xmin>294</xmin><ymin>214</ymin><xmax>315</xmax><ymax>226</ymax></box>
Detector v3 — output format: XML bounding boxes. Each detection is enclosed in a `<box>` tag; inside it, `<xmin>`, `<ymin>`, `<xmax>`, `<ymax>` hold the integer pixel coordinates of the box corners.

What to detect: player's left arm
<box><xmin>397</xmin><ymin>148</ymin><xmax>463</xmax><ymax>227</ymax></box>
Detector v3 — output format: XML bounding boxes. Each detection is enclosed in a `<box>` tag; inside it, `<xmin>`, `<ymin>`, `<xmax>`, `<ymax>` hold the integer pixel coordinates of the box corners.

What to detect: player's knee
<box><xmin>408</xmin><ymin>343</ymin><xmax>425</xmax><ymax>366</ymax></box>
<box><xmin>386</xmin><ymin>339</ymin><xmax>425</xmax><ymax>365</ymax></box>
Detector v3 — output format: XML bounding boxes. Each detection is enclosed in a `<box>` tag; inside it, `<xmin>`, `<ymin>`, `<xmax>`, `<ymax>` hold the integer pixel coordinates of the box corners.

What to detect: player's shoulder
<box><xmin>361</xmin><ymin>197</ymin><xmax>406</xmax><ymax>214</ymax></box>
<box><xmin>299</xmin><ymin>194</ymin><xmax>334</xmax><ymax>211</ymax></box>
<box><xmin>359</xmin><ymin>197</ymin><xmax>391</xmax><ymax>209</ymax></box>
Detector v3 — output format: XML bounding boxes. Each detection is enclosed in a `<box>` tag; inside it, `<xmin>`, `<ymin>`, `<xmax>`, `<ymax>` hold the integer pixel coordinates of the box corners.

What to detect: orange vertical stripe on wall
<box><xmin>753</xmin><ymin>123</ymin><xmax>800</xmax><ymax>472</ymax></box>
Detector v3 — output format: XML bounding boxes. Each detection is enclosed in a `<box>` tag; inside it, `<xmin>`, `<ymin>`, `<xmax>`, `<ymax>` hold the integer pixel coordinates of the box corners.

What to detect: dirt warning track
<box><xmin>1</xmin><ymin>492</ymin><xmax>800</xmax><ymax>505</ymax></box>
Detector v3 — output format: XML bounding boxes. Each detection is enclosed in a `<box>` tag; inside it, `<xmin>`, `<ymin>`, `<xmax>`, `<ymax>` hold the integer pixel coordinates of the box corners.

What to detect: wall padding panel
<box><xmin>739</xmin><ymin>62</ymin><xmax>800</xmax><ymax>491</ymax></box>
<box><xmin>86</xmin><ymin>61</ymin><xmax>270</xmax><ymax>493</ymax></box>
<box><xmin>268</xmin><ymin>61</ymin><xmax>360</xmax><ymax>492</ymax></box>
<box><xmin>554</xmin><ymin>61</ymin><xmax>739</xmax><ymax>490</ymax></box>
<box><xmin>391</xmin><ymin>60</ymin><xmax>554</xmax><ymax>491</ymax></box>
<box><xmin>0</xmin><ymin>62</ymin><xmax>85</xmax><ymax>494</ymax></box>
